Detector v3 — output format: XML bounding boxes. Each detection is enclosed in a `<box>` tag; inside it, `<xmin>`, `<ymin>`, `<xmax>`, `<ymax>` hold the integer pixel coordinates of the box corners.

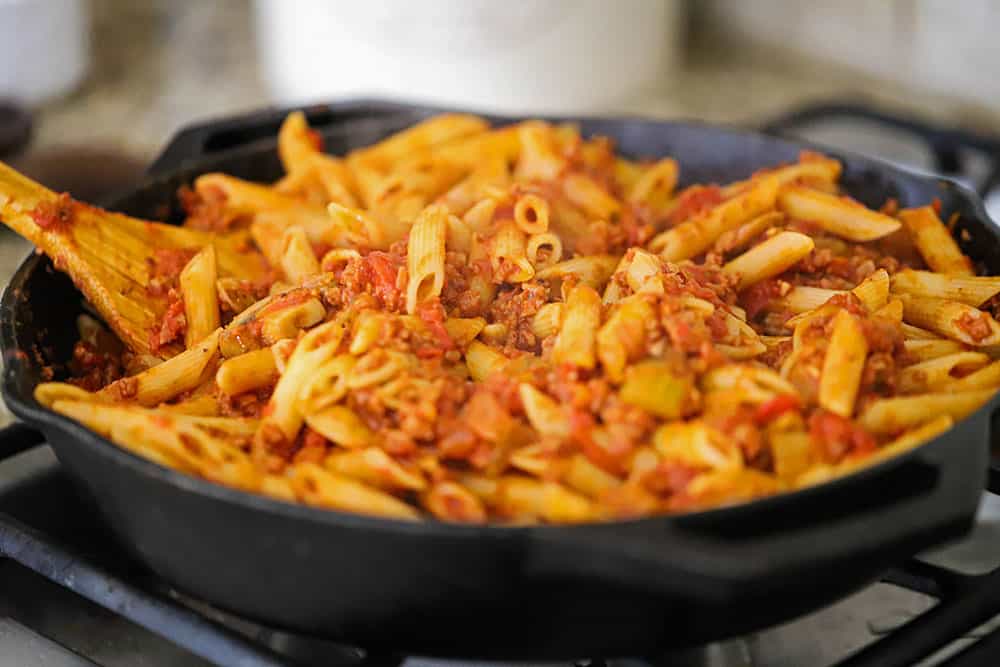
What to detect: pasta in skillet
<box><xmin>27</xmin><ymin>112</ymin><xmax>1000</xmax><ymax>523</ymax></box>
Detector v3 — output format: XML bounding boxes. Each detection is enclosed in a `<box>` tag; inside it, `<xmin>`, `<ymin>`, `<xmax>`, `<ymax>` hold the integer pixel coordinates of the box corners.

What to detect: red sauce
<box><xmin>667</xmin><ymin>184</ymin><xmax>723</xmax><ymax>226</ymax></box>
<box><xmin>741</xmin><ymin>279</ymin><xmax>785</xmax><ymax>320</ymax></box>
<box><xmin>30</xmin><ymin>193</ymin><xmax>75</xmax><ymax>232</ymax></box>
<box><xmin>754</xmin><ymin>394</ymin><xmax>801</xmax><ymax>424</ymax></box>
<box><xmin>809</xmin><ymin>410</ymin><xmax>876</xmax><ymax>463</ymax></box>
<box><xmin>955</xmin><ymin>311</ymin><xmax>993</xmax><ymax>342</ymax></box>
<box><xmin>149</xmin><ymin>290</ymin><xmax>187</xmax><ymax>353</ymax></box>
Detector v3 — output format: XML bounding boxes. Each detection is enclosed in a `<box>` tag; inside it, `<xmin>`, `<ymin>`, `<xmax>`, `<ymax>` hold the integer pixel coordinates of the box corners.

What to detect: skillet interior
<box><xmin>1</xmin><ymin>106</ymin><xmax>996</xmax><ymax>657</ymax></box>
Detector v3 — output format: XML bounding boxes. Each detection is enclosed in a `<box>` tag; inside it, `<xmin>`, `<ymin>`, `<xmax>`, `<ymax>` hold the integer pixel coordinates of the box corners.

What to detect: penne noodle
<box><xmin>531</xmin><ymin>302</ymin><xmax>564</xmax><ymax>340</ymax></box>
<box><xmin>406</xmin><ymin>204</ymin><xmax>448</xmax><ymax>314</ymax></box>
<box><xmin>898</xmin><ymin>351</ymin><xmax>990</xmax><ymax>394</ymax></box>
<box><xmin>536</xmin><ymin>255</ymin><xmax>620</xmax><ymax>292</ymax></box>
<box><xmin>899</xmin><ymin>294</ymin><xmax>1000</xmax><ymax>346</ymax></box>
<box><xmin>774</xmin><ymin>286</ymin><xmax>842</xmax><ymax>314</ymax></box>
<box><xmin>859</xmin><ymin>390</ymin><xmax>994</xmax><ymax>434</ymax></box>
<box><xmin>778</xmin><ymin>185</ymin><xmax>901</xmax><ymax>241</ymax></box>
<box><xmin>519</xmin><ymin>384</ymin><xmax>570</xmax><ymax>439</ymax></box>
<box><xmin>903</xmin><ymin>338</ymin><xmax>965</xmax><ymax>362</ymax></box>
<box><xmin>628</xmin><ymin>158</ymin><xmax>679</xmax><ymax>211</ymax></box>
<box><xmin>818</xmin><ymin>311</ymin><xmax>868</xmax><ymax>417</ymax></box>
<box><xmin>526</xmin><ymin>232</ymin><xmax>563</xmax><ymax>268</ymax></box>
<box><xmin>651</xmin><ymin>175</ymin><xmax>781</xmax><ymax>261</ymax></box>
<box><xmin>552</xmin><ymin>284</ymin><xmax>602</xmax><ymax>369</ymax></box>
<box><xmin>290</xmin><ymin>462</ymin><xmax>420</xmax><ymax>520</ymax></box>
<box><xmin>490</xmin><ymin>220</ymin><xmax>535</xmax><ymax>283</ymax></box>
<box><xmin>279</xmin><ymin>226</ymin><xmax>321</xmax><ymax>284</ymax></box>
<box><xmin>891</xmin><ymin>269</ymin><xmax>1000</xmax><ymax>306</ymax></box>
<box><xmin>562</xmin><ymin>172</ymin><xmax>621</xmax><ymax>221</ymax></box>
<box><xmin>99</xmin><ymin>330</ymin><xmax>220</xmax><ymax>407</ymax></box>
<box><xmin>899</xmin><ymin>206</ymin><xmax>973</xmax><ymax>276</ymax></box>
<box><xmin>216</xmin><ymin>347</ymin><xmax>279</xmax><ymax>396</ymax></box>
<box><xmin>178</xmin><ymin>246</ymin><xmax>221</xmax><ymax>349</ymax></box>
<box><xmin>941</xmin><ymin>360</ymin><xmax>1000</xmax><ymax>392</ymax></box>
<box><xmin>722</xmin><ymin>231</ymin><xmax>815</xmax><ymax>291</ymax></box>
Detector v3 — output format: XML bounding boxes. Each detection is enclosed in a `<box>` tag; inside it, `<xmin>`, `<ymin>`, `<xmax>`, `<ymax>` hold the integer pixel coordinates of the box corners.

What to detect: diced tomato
<box><xmin>809</xmin><ymin>410</ymin><xmax>877</xmax><ymax>462</ymax></box>
<box><xmin>570</xmin><ymin>410</ymin><xmax>623</xmax><ymax>475</ymax></box>
<box><xmin>363</xmin><ymin>251</ymin><xmax>401</xmax><ymax>308</ymax></box>
<box><xmin>741</xmin><ymin>279</ymin><xmax>784</xmax><ymax>320</ymax></box>
<box><xmin>754</xmin><ymin>394</ymin><xmax>801</xmax><ymax>424</ymax></box>
<box><xmin>307</xmin><ymin>128</ymin><xmax>324</xmax><ymax>152</ymax></box>
<box><xmin>30</xmin><ymin>193</ymin><xmax>75</xmax><ymax>231</ymax></box>
<box><xmin>416</xmin><ymin>298</ymin><xmax>454</xmax><ymax>350</ymax></box>
<box><xmin>667</xmin><ymin>185</ymin><xmax>723</xmax><ymax>225</ymax></box>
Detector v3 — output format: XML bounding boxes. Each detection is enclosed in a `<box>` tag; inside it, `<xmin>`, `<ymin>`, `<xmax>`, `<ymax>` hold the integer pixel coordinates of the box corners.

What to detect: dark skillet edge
<box><xmin>2</xmin><ymin>109</ymin><xmax>995</xmax><ymax>536</ymax></box>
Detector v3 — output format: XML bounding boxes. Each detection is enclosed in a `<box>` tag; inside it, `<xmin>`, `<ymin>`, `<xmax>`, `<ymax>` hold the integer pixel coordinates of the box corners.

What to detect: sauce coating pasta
<box><xmin>32</xmin><ymin>113</ymin><xmax>1000</xmax><ymax>523</ymax></box>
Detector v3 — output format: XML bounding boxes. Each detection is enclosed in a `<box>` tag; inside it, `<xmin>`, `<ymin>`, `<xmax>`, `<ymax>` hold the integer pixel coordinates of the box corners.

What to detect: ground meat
<box><xmin>741</xmin><ymin>279</ymin><xmax>786</xmax><ymax>320</ymax></box>
<box><xmin>486</xmin><ymin>282</ymin><xmax>549</xmax><ymax>352</ymax></box>
<box><xmin>30</xmin><ymin>193</ymin><xmax>75</xmax><ymax>231</ymax></box>
<box><xmin>179</xmin><ymin>185</ymin><xmax>246</xmax><ymax>232</ymax></box>
<box><xmin>150</xmin><ymin>289</ymin><xmax>186</xmax><ymax>353</ymax></box>
<box><xmin>67</xmin><ymin>341</ymin><xmax>123</xmax><ymax>391</ymax></box>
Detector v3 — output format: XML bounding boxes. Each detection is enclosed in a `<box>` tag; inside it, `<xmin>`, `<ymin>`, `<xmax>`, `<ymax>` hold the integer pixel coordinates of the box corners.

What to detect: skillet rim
<box><xmin>2</xmin><ymin>112</ymin><xmax>998</xmax><ymax>537</ymax></box>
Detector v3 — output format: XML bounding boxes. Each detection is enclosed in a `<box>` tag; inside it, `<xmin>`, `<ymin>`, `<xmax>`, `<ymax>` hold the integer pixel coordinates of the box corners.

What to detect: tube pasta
<box><xmin>651</xmin><ymin>176</ymin><xmax>781</xmax><ymax>261</ymax></box>
<box><xmin>552</xmin><ymin>284</ymin><xmax>602</xmax><ymax>369</ymax></box>
<box><xmin>891</xmin><ymin>269</ymin><xmax>1000</xmax><ymax>306</ymax></box>
<box><xmin>899</xmin><ymin>206</ymin><xmax>973</xmax><ymax>276</ymax></box>
<box><xmin>526</xmin><ymin>232</ymin><xmax>562</xmax><ymax>268</ymax></box>
<box><xmin>722</xmin><ymin>232</ymin><xmax>815</xmax><ymax>290</ymax></box>
<box><xmin>898</xmin><ymin>352</ymin><xmax>990</xmax><ymax>393</ymax></box>
<box><xmin>490</xmin><ymin>221</ymin><xmax>534</xmax><ymax>283</ymax></box>
<box><xmin>513</xmin><ymin>193</ymin><xmax>550</xmax><ymax>234</ymax></box>
<box><xmin>535</xmin><ymin>255</ymin><xmax>619</xmax><ymax>292</ymax></box>
<box><xmin>899</xmin><ymin>294</ymin><xmax>1000</xmax><ymax>346</ymax></box>
<box><xmin>406</xmin><ymin>204</ymin><xmax>448</xmax><ymax>314</ymax></box>
<box><xmin>216</xmin><ymin>348</ymin><xmax>278</xmax><ymax>396</ymax></box>
<box><xmin>778</xmin><ymin>186</ymin><xmax>901</xmax><ymax>241</ymax></box>
<box><xmin>903</xmin><ymin>339</ymin><xmax>965</xmax><ymax>362</ymax></box>
<box><xmin>859</xmin><ymin>390</ymin><xmax>994</xmax><ymax>434</ymax></box>
<box><xmin>179</xmin><ymin>246</ymin><xmax>220</xmax><ymax>349</ymax></box>
<box><xmin>279</xmin><ymin>226</ymin><xmax>320</xmax><ymax>283</ymax></box>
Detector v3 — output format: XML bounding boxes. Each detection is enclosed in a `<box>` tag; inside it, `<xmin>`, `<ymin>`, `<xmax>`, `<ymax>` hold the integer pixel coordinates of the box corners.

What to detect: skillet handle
<box><xmin>147</xmin><ymin>99</ymin><xmax>428</xmax><ymax>177</ymax></box>
<box><xmin>525</xmin><ymin>417</ymin><xmax>979</xmax><ymax>602</ymax></box>
<box><xmin>0</xmin><ymin>421</ymin><xmax>46</xmax><ymax>461</ymax></box>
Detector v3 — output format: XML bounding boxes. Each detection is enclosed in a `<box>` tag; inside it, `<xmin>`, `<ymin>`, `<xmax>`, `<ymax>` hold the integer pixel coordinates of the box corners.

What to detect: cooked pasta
<box><xmin>21</xmin><ymin>113</ymin><xmax>1000</xmax><ymax>524</ymax></box>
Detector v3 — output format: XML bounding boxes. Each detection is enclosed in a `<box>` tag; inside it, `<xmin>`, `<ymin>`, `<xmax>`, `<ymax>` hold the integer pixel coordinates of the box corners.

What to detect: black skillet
<box><xmin>1</xmin><ymin>100</ymin><xmax>997</xmax><ymax>659</ymax></box>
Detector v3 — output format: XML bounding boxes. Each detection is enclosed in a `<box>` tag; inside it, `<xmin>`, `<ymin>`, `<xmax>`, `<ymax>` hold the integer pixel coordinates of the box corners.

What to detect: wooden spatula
<box><xmin>0</xmin><ymin>161</ymin><xmax>270</xmax><ymax>356</ymax></box>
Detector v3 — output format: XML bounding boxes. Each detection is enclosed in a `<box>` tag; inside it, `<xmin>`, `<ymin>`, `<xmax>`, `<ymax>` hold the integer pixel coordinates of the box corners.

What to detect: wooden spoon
<box><xmin>0</xmin><ymin>160</ymin><xmax>270</xmax><ymax>356</ymax></box>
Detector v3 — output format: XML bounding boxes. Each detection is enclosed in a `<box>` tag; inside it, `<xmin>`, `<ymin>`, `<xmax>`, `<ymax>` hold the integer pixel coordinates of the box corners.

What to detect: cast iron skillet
<box><xmin>1</xmin><ymin>100</ymin><xmax>997</xmax><ymax>659</ymax></box>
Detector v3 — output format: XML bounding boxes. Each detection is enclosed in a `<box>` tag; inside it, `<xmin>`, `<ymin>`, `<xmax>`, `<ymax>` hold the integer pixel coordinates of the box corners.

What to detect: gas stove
<box><xmin>2</xmin><ymin>103</ymin><xmax>1000</xmax><ymax>667</ymax></box>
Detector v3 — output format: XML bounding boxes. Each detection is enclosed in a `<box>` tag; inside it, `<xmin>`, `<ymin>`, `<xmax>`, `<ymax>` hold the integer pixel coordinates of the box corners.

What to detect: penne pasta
<box><xmin>778</xmin><ymin>185</ymin><xmax>901</xmax><ymax>241</ymax></box>
<box><xmin>899</xmin><ymin>294</ymin><xmax>1000</xmax><ymax>346</ymax></box>
<box><xmin>860</xmin><ymin>390</ymin><xmax>994</xmax><ymax>434</ymax></box>
<box><xmin>405</xmin><ymin>204</ymin><xmax>448</xmax><ymax>314</ymax></box>
<box><xmin>722</xmin><ymin>232</ymin><xmax>815</xmax><ymax>290</ymax></box>
<box><xmin>891</xmin><ymin>269</ymin><xmax>1000</xmax><ymax>306</ymax></box>
<box><xmin>899</xmin><ymin>206</ymin><xmax>973</xmax><ymax>276</ymax></box>
<box><xmin>551</xmin><ymin>284</ymin><xmax>602</xmax><ymax>369</ymax></box>
<box><xmin>818</xmin><ymin>311</ymin><xmax>868</xmax><ymax>417</ymax></box>
<box><xmin>179</xmin><ymin>246</ymin><xmax>221</xmax><ymax>348</ymax></box>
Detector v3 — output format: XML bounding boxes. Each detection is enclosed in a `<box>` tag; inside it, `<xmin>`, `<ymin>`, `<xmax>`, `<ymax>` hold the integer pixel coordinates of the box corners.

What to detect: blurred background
<box><xmin>2</xmin><ymin>0</ymin><xmax>999</xmax><ymax>196</ymax></box>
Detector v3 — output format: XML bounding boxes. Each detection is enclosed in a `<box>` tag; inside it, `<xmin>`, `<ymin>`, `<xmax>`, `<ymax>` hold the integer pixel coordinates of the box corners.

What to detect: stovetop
<box><xmin>3</xmin><ymin>102</ymin><xmax>1000</xmax><ymax>667</ymax></box>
